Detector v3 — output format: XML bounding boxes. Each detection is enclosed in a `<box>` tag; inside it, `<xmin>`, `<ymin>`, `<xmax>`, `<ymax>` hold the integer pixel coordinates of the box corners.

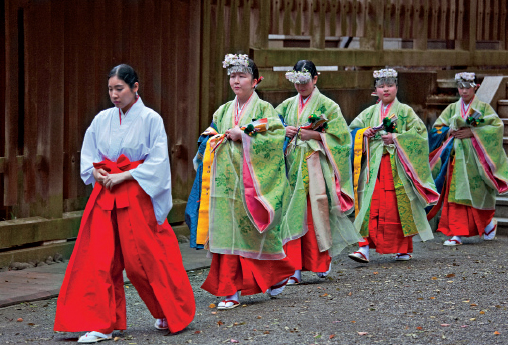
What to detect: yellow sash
<box><xmin>353</xmin><ymin>128</ymin><xmax>369</xmax><ymax>215</ymax></box>
<box><xmin>196</xmin><ymin>139</ymin><xmax>215</xmax><ymax>245</ymax></box>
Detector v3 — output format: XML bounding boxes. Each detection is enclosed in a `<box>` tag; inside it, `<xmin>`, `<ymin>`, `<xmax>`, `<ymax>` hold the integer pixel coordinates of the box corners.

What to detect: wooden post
<box><xmin>360</xmin><ymin>0</ymin><xmax>383</xmax><ymax>51</ymax></box>
<box><xmin>253</xmin><ymin>0</ymin><xmax>269</xmax><ymax>49</ymax></box>
<box><xmin>469</xmin><ymin>0</ymin><xmax>478</xmax><ymax>55</ymax></box>
<box><xmin>4</xmin><ymin>0</ymin><xmax>19</xmax><ymax>207</ymax></box>
<box><xmin>501</xmin><ymin>0</ymin><xmax>507</xmax><ymax>50</ymax></box>
<box><xmin>47</xmin><ymin>0</ymin><xmax>64</xmax><ymax>218</ymax></box>
<box><xmin>200</xmin><ymin>0</ymin><xmax>211</xmax><ymax>130</ymax></box>
<box><xmin>310</xmin><ymin>0</ymin><xmax>325</xmax><ymax>49</ymax></box>
<box><xmin>414</xmin><ymin>0</ymin><xmax>429</xmax><ymax>50</ymax></box>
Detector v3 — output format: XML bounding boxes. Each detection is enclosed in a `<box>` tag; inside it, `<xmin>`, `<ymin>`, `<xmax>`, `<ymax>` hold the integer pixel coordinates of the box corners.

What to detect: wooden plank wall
<box><xmin>2</xmin><ymin>0</ymin><xmax>202</xmax><ymax>221</ymax></box>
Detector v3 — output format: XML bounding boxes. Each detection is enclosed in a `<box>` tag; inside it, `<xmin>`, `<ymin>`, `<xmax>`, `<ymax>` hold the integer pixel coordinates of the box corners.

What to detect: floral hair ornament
<box><xmin>455</xmin><ymin>72</ymin><xmax>477</xmax><ymax>88</ymax></box>
<box><xmin>223</xmin><ymin>54</ymin><xmax>253</xmax><ymax>75</ymax></box>
<box><xmin>374</xmin><ymin>68</ymin><xmax>398</xmax><ymax>87</ymax></box>
<box><xmin>285</xmin><ymin>69</ymin><xmax>312</xmax><ymax>84</ymax></box>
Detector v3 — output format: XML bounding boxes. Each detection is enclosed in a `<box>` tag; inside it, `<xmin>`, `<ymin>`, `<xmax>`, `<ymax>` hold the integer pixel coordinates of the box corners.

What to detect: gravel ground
<box><xmin>1</xmin><ymin>232</ymin><xmax>507</xmax><ymax>345</ymax></box>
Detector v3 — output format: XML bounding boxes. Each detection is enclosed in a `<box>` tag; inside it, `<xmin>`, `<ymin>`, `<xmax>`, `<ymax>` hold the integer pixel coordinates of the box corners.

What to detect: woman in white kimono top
<box><xmin>54</xmin><ymin>64</ymin><xmax>195</xmax><ymax>343</ymax></box>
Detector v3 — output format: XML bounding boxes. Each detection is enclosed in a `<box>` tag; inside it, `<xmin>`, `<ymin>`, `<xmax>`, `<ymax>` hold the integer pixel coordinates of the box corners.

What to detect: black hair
<box><xmin>108</xmin><ymin>64</ymin><xmax>139</xmax><ymax>89</ymax></box>
<box><xmin>247</xmin><ymin>58</ymin><xmax>259</xmax><ymax>80</ymax></box>
<box><xmin>293</xmin><ymin>60</ymin><xmax>318</xmax><ymax>78</ymax></box>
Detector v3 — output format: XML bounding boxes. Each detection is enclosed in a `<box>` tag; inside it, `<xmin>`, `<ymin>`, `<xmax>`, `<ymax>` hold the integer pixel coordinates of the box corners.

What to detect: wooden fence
<box><xmin>1</xmin><ymin>0</ymin><xmax>508</xmax><ymax>262</ymax></box>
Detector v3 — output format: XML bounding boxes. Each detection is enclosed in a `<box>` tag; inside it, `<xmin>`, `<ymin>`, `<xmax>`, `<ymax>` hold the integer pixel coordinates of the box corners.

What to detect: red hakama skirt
<box><xmin>437</xmin><ymin>160</ymin><xmax>495</xmax><ymax>237</ymax></box>
<box><xmin>359</xmin><ymin>154</ymin><xmax>413</xmax><ymax>254</ymax></box>
<box><xmin>54</xmin><ymin>157</ymin><xmax>195</xmax><ymax>334</ymax></box>
<box><xmin>201</xmin><ymin>254</ymin><xmax>294</xmax><ymax>296</ymax></box>
<box><xmin>284</xmin><ymin>199</ymin><xmax>331</xmax><ymax>272</ymax></box>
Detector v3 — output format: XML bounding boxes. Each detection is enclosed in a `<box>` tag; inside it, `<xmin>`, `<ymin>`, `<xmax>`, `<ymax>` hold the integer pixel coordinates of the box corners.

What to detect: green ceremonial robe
<box><xmin>350</xmin><ymin>98</ymin><xmax>439</xmax><ymax>240</ymax></box>
<box><xmin>431</xmin><ymin>97</ymin><xmax>508</xmax><ymax>209</ymax></box>
<box><xmin>209</xmin><ymin>92</ymin><xmax>295</xmax><ymax>260</ymax></box>
<box><xmin>276</xmin><ymin>88</ymin><xmax>361</xmax><ymax>256</ymax></box>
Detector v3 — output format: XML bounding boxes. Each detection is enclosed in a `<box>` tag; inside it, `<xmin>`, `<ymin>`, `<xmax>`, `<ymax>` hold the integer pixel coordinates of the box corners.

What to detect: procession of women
<box><xmin>52</xmin><ymin>55</ymin><xmax>508</xmax><ymax>343</ymax></box>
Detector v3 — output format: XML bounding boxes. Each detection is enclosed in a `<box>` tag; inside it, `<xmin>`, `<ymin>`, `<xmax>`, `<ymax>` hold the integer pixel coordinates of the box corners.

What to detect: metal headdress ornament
<box><xmin>222</xmin><ymin>54</ymin><xmax>253</xmax><ymax>75</ymax></box>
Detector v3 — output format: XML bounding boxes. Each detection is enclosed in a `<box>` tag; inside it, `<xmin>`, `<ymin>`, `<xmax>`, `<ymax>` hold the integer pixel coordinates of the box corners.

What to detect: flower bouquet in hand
<box><xmin>285</xmin><ymin>113</ymin><xmax>329</xmax><ymax>156</ymax></box>
<box><xmin>372</xmin><ymin>113</ymin><xmax>398</xmax><ymax>134</ymax></box>
<box><xmin>241</xmin><ymin>118</ymin><xmax>269</xmax><ymax>136</ymax></box>
<box><xmin>465</xmin><ymin>108</ymin><xmax>484</xmax><ymax>127</ymax></box>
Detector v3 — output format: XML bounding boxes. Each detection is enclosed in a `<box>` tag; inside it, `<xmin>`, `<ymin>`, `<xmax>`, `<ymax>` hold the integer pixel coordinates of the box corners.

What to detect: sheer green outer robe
<box><xmin>430</xmin><ymin>97</ymin><xmax>508</xmax><ymax>210</ymax></box>
<box><xmin>208</xmin><ymin>92</ymin><xmax>294</xmax><ymax>260</ymax></box>
<box><xmin>350</xmin><ymin>99</ymin><xmax>439</xmax><ymax>240</ymax></box>
<box><xmin>276</xmin><ymin>88</ymin><xmax>361</xmax><ymax>256</ymax></box>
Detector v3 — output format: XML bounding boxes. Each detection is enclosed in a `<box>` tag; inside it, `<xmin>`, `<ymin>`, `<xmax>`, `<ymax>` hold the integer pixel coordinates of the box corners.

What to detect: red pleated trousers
<box><xmin>201</xmin><ymin>254</ymin><xmax>295</xmax><ymax>296</ymax></box>
<box><xmin>54</xmin><ymin>158</ymin><xmax>195</xmax><ymax>334</ymax></box>
<box><xmin>359</xmin><ymin>154</ymin><xmax>413</xmax><ymax>254</ymax></box>
<box><xmin>284</xmin><ymin>199</ymin><xmax>331</xmax><ymax>272</ymax></box>
<box><xmin>437</xmin><ymin>160</ymin><xmax>495</xmax><ymax>237</ymax></box>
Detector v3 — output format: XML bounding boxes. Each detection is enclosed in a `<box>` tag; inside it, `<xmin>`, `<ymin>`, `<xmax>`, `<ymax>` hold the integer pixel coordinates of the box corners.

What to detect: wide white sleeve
<box><xmin>80</xmin><ymin>117</ymin><xmax>99</xmax><ymax>186</ymax></box>
<box><xmin>130</xmin><ymin>115</ymin><xmax>172</xmax><ymax>224</ymax></box>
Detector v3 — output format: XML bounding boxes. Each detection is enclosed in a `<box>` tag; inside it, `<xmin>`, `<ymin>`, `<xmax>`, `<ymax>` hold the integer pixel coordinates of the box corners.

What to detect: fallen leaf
<box><xmin>494</xmin><ymin>331</ymin><xmax>500</xmax><ymax>335</ymax></box>
<box><xmin>263</xmin><ymin>331</ymin><xmax>270</xmax><ymax>334</ymax></box>
<box><xmin>329</xmin><ymin>334</ymin><xmax>336</xmax><ymax>339</ymax></box>
<box><xmin>470</xmin><ymin>318</ymin><xmax>476</xmax><ymax>321</ymax></box>
<box><xmin>16</xmin><ymin>318</ymin><xmax>23</xmax><ymax>322</ymax></box>
<box><xmin>114</xmin><ymin>337</ymin><xmax>121</xmax><ymax>341</ymax></box>
<box><xmin>446</xmin><ymin>274</ymin><xmax>455</xmax><ymax>278</ymax></box>
<box><xmin>431</xmin><ymin>277</ymin><xmax>438</xmax><ymax>280</ymax></box>
<box><xmin>211</xmin><ymin>311</ymin><xmax>217</xmax><ymax>315</ymax></box>
<box><xmin>417</xmin><ymin>298</ymin><xmax>423</xmax><ymax>300</ymax></box>
<box><xmin>470</xmin><ymin>303</ymin><xmax>478</xmax><ymax>306</ymax></box>
<box><xmin>463</xmin><ymin>300</ymin><xmax>470</xmax><ymax>303</ymax></box>
<box><xmin>373</xmin><ymin>272</ymin><xmax>378</xmax><ymax>275</ymax></box>
<box><xmin>461</xmin><ymin>325</ymin><xmax>468</xmax><ymax>328</ymax></box>
<box><xmin>348</xmin><ymin>292</ymin><xmax>352</xmax><ymax>296</ymax></box>
<box><xmin>416</xmin><ymin>326</ymin><xmax>423</xmax><ymax>330</ymax></box>
<box><xmin>441</xmin><ymin>324</ymin><xmax>450</xmax><ymax>327</ymax></box>
<box><xmin>430</xmin><ymin>297</ymin><xmax>436</xmax><ymax>300</ymax></box>
<box><xmin>217</xmin><ymin>321</ymin><xmax>224</xmax><ymax>326</ymax></box>
<box><xmin>27</xmin><ymin>323</ymin><xmax>35</xmax><ymax>326</ymax></box>
<box><xmin>479</xmin><ymin>311</ymin><xmax>485</xmax><ymax>314</ymax></box>
<box><xmin>256</xmin><ymin>316</ymin><xmax>262</xmax><ymax>319</ymax></box>
<box><xmin>320</xmin><ymin>293</ymin><xmax>328</xmax><ymax>297</ymax></box>
<box><xmin>194</xmin><ymin>331</ymin><xmax>201</xmax><ymax>334</ymax></box>
<box><xmin>357</xmin><ymin>332</ymin><xmax>368</xmax><ymax>335</ymax></box>
<box><xmin>351</xmin><ymin>320</ymin><xmax>356</xmax><ymax>323</ymax></box>
<box><xmin>230</xmin><ymin>339</ymin><xmax>239</xmax><ymax>343</ymax></box>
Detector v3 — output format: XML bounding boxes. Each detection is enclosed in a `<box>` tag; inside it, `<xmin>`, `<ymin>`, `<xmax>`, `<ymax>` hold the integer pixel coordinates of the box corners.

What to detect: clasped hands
<box><xmin>93</xmin><ymin>168</ymin><xmax>132</xmax><ymax>190</ymax></box>
<box><xmin>285</xmin><ymin>126</ymin><xmax>322</xmax><ymax>141</ymax></box>
<box><xmin>225</xmin><ymin>127</ymin><xmax>243</xmax><ymax>142</ymax></box>
<box><xmin>449</xmin><ymin>127</ymin><xmax>473</xmax><ymax>139</ymax></box>
<box><xmin>363</xmin><ymin>128</ymin><xmax>394</xmax><ymax>145</ymax></box>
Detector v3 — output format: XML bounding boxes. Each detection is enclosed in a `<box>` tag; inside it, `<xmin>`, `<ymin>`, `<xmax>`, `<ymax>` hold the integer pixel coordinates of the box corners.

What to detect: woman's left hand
<box><xmin>225</xmin><ymin>127</ymin><xmax>243</xmax><ymax>142</ymax></box>
<box><xmin>381</xmin><ymin>133</ymin><xmax>394</xmax><ymax>145</ymax></box>
<box><xmin>103</xmin><ymin>171</ymin><xmax>133</xmax><ymax>190</ymax></box>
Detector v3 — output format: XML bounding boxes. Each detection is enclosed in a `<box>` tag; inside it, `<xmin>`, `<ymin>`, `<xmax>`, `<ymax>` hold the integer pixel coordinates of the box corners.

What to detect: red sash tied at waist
<box><xmin>91</xmin><ymin>154</ymin><xmax>144</xmax><ymax>211</ymax></box>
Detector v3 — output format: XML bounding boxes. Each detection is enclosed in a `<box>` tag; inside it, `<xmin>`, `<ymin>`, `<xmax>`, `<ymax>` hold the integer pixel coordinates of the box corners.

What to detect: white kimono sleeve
<box><xmin>130</xmin><ymin>115</ymin><xmax>173</xmax><ymax>224</ymax></box>
<box><xmin>80</xmin><ymin>116</ymin><xmax>100</xmax><ymax>186</ymax></box>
